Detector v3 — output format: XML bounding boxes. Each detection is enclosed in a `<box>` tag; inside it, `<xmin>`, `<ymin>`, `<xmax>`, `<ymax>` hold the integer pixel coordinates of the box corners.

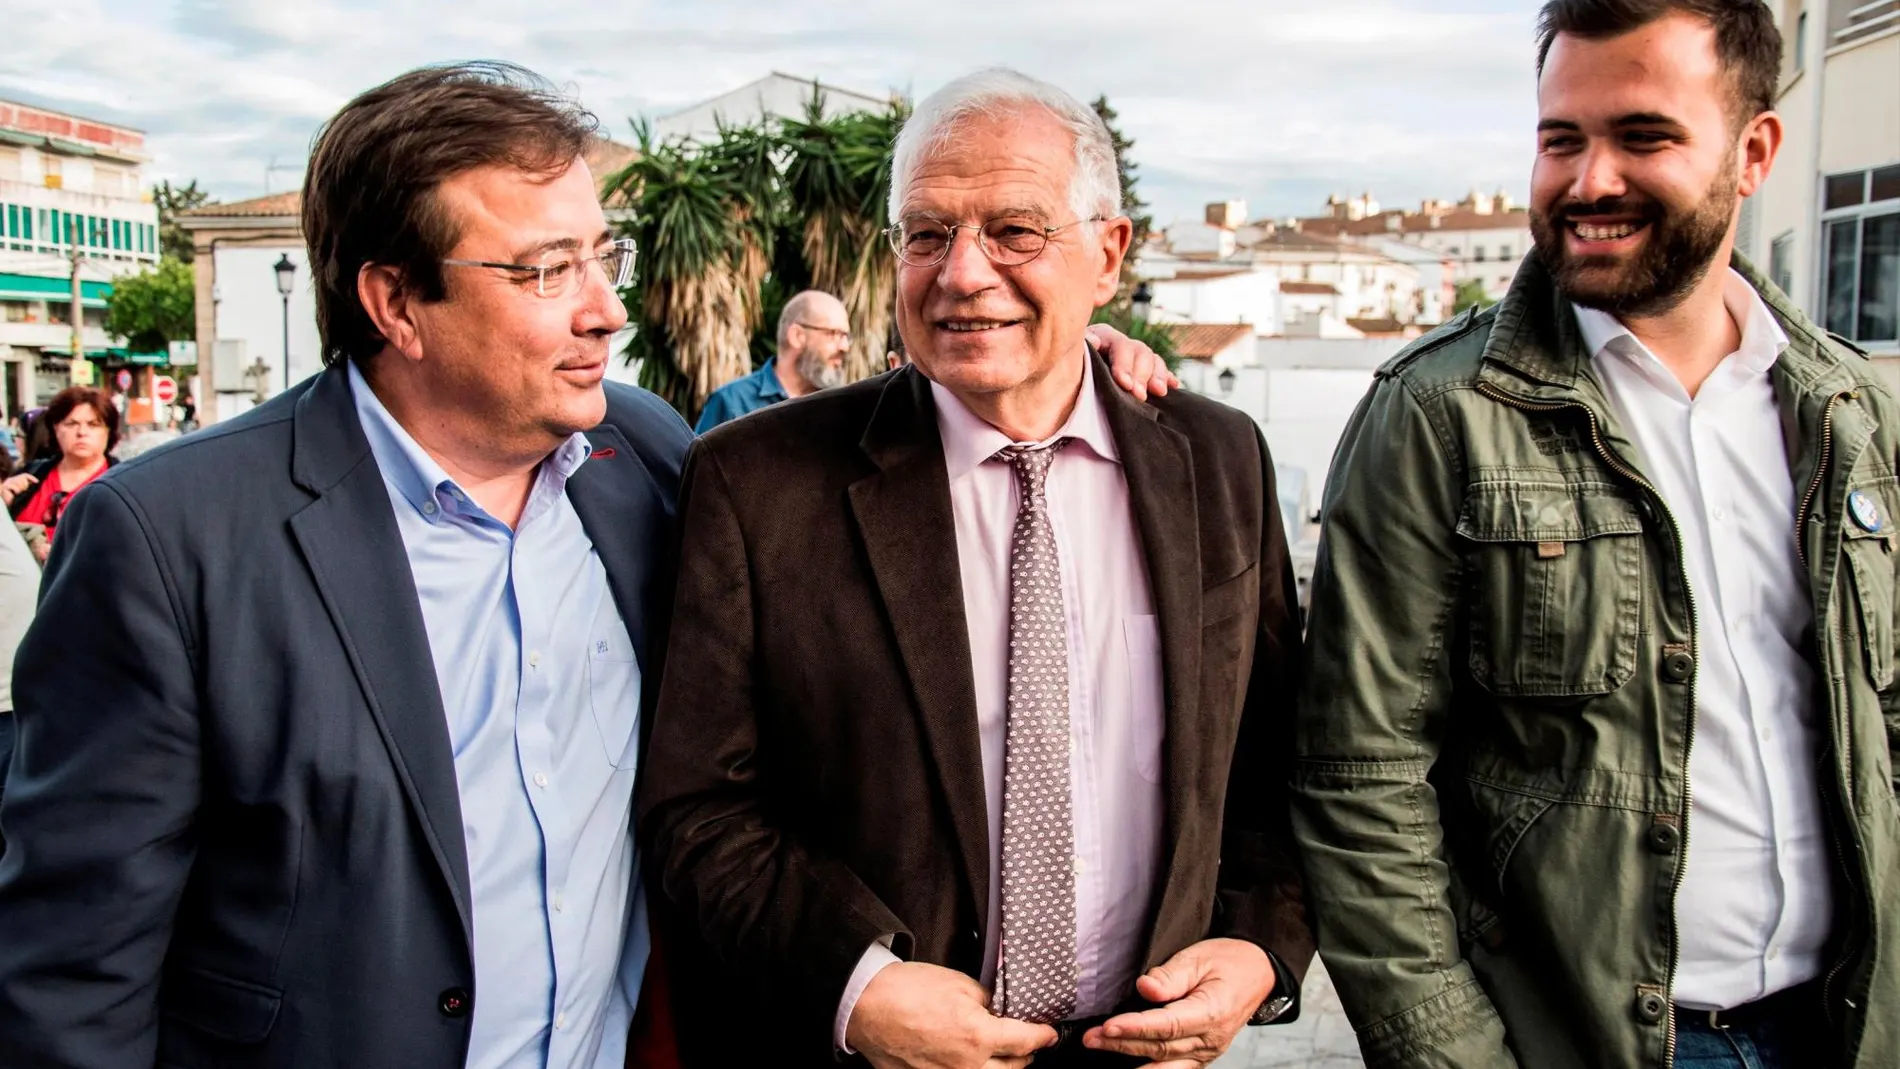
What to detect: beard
<box><xmin>795</xmin><ymin>346</ymin><xmax>847</xmax><ymax>391</ymax></box>
<box><xmin>1530</xmin><ymin>169</ymin><xmax>1739</xmax><ymax>319</ymax></box>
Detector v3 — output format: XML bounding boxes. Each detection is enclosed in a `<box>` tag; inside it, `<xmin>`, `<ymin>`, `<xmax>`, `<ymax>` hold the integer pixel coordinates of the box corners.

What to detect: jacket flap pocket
<box><xmin>161</xmin><ymin>968</ymin><xmax>282</xmax><ymax>1044</ymax></box>
<box><xmin>1457</xmin><ymin>484</ymin><xmax>1642</xmax><ymax>544</ymax></box>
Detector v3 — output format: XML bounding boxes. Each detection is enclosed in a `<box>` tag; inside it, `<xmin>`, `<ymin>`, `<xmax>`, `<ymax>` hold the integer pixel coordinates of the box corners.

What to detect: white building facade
<box><xmin>0</xmin><ymin>99</ymin><xmax>161</xmax><ymax>412</ymax></box>
<box><xmin>1752</xmin><ymin>0</ymin><xmax>1899</xmax><ymax>386</ymax></box>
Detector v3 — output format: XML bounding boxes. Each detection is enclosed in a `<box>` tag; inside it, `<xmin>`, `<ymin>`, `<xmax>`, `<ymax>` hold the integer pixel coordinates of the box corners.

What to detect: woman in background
<box><xmin>2</xmin><ymin>386</ymin><xmax>120</xmax><ymax>562</ymax></box>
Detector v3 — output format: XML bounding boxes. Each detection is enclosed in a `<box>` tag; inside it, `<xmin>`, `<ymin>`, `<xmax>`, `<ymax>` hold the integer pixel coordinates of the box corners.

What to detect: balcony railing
<box><xmin>1835</xmin><ymin>0</ymin><xmax>1900</xmax><ymax>48</ymax></box>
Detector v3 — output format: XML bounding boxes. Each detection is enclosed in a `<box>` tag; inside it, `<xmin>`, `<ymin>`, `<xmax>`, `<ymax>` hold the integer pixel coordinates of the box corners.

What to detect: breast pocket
<box><xmin>587</xmin><ymin>600</ymin><xmax>642</xmax><ymax>769</ymax></box>
<box><xmin>1124</xmin><ymin>615</ymin><xmax>1165</xmax><ymax>783</ymax></box>
<box><xmin>1457</xmin><ymin>484</ymin><xmax>1645</xmax><ymax>698</ymax></box>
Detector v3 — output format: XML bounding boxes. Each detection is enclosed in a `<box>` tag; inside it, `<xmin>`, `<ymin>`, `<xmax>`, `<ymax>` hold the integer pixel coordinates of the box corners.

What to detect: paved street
<box><xmin>1215</xmin><ymin>960</ymin><xmax>1363</xmax><ymax>1069</ymax></box>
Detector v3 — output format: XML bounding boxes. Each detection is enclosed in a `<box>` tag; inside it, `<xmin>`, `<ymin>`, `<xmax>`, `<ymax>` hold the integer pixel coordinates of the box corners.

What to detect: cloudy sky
<box><xmin>3</xmin><ymin>0</ymin><xmax>1547</xmax><ymax>225</ymax></box>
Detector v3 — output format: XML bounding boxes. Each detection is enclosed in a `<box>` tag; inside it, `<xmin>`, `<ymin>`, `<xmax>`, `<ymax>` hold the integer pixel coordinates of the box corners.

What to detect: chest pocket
<box><xmin>587</xmin><ymin>598</ymin><xmax>642</xmax><ymax>769</ymax></box>
<box><xmin>1840</xmin><ymin>479</ymin><xmax>1899</xmax><ymax>691</ymax></box>
<box><xmin>1457</xmin><ymin>483</ymin><xmax>1645</xmax><ymax>697</ymax></box>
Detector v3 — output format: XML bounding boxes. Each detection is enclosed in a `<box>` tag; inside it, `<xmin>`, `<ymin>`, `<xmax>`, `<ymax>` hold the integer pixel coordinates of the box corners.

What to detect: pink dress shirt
<box><xmin>834</xmin><ymin>354</ymin><xmax>1168</xmax><ymax>1048</ymax></box>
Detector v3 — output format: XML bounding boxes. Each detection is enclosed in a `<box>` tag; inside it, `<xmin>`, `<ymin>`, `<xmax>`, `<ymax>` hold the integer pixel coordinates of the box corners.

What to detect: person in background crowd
<box><xmin>1294</xmin><ymin>2</ymin><xmax>1899</xmax><ymax>1068</ymax></box>
<box><xmin>16</xmin><ymin>408</ymin><xmax>57</xmax><ymax>468</ymax></box>
<box><xmin>695</xmin><ymin>290</ymin><xmax>853</xmax><ymax>432</ymax></box>
<box><xmin>0</xmin><ymin>517</ymin><xmax>41</xmax><ymax>844</ymax></box>
<box><xmin>2</xmin><ymin>387</ymin><xmax>119</xmax><ymax>562</ymax></box>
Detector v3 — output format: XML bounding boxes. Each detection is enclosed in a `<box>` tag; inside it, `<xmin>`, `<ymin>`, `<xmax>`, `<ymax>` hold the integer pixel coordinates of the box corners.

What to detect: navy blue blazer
<box><xmin>0</xmin><ymin>363</ymin><xmax>691</xmax><ymax>1069</ymax></box>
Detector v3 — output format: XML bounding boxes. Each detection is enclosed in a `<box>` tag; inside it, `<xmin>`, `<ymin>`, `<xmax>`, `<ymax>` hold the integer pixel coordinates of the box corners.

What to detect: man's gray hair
<box><xmin>888</xmin><ymin>68</ymin><xmax>1122</xmax><ymax>226</ymax></box>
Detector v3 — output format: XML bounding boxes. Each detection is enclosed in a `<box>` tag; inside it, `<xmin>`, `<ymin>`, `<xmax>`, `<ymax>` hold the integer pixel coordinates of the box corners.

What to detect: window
<box><xmin>1794</xmin><ymin>11</ymin><xmax>1807</xmax><ymax>73</ymax></box>
<box><xmin>1474</xmin><ymin>246</ymin><xmax>1487</xmax><ymax>262</ymax></box>
<box><xmin>1500</xmin><ymin>244</ymin><xmax>1513</xmax><ymax>260</ymax></box>
<box><xmin>1821</xmin><ymin>166</ymin><xmax>1900</xmax><ymax>346</ymax></box>
<box><xmin>1770</xmin><ymin>230</ymin><xmax>1795</xmax><ymax>297</ymax></box>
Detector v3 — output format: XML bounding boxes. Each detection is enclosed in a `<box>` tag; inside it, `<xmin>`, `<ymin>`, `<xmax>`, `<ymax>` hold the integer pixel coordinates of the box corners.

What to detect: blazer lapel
<box><xmin>565</xmin><ymin>423</ymin><xmax>663</xmax><ymax>677</ymax></box>
<box><xmin>847</xmin><ymin>368</ymin><xmax>991</xmax><ymax>926</ymax></box>
<box><xmin>286</xmin><ymin>365</ymin><xmax>473</xmax><ymax>943</ymax></box>
<box><xmin>1091</xmin><ymin>356</ymin><xmax>1206</xmax><ymax>957</ymax></box>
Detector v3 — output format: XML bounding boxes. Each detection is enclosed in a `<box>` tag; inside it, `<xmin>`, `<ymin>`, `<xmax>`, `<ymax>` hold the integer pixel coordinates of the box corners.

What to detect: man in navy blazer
<box><xmin>0</xmin><ymin>63</ymin><xmax>692</xmax><ymax>1069</ymax></box>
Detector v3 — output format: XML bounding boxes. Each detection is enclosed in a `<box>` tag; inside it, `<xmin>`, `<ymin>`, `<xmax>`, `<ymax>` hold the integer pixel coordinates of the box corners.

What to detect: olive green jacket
<box><xmin>1293</xmin><ymin>254</ymin><xmax>1900</xmax><ymax>1069</ymax></box>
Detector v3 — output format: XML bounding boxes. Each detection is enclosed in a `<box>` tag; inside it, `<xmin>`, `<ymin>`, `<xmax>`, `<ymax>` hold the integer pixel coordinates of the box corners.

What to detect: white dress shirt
<box><xmin>834</xmin><ymin>354</ymin><xmax>1168</xmax><ymax>1048</ymax></box>
<box><xmin>1574</xmin><ymin>270</ymin><xmax>1833</xmax><ymax>1011</ymax></box>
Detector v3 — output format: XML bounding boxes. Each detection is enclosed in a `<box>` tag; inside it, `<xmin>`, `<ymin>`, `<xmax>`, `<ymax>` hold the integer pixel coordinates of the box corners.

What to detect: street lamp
<box><xmin>1218</xmin><ymin>368</ymin><xmax>1237</xmax><ymax>396</ymax></box>
<box><xmin>1131</xmin><ymin>281</ymin><xmax>1153</xmax><ymax>322</ymax></box>
<box><xmin>273</xmin><ymin>253</ymin><xmax>297</xmax><ymax>392</ymax></box>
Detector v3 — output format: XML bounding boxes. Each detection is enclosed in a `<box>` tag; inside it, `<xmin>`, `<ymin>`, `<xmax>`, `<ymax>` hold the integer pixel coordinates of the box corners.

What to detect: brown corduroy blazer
<box><xmin>637</xmin><ymin>355</ymin><xmax>1314</xmax><ymax>1066</ymax></box>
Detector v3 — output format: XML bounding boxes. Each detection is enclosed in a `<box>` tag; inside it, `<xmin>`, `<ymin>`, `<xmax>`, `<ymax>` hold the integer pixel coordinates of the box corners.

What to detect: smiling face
<box><xmin>893</xmin><ymin>107</ymin><xmax>1129</xmax><ymax>410</ymax></box>
<box><xmin>1530</xmin><ymin>13</ymin><xmax>1774</xmax><ymax>317</ymax></box>
<box><xmin>401</xmin><ymin>157</ymin><xmax>627</xmax><ymax>457</ymax></box>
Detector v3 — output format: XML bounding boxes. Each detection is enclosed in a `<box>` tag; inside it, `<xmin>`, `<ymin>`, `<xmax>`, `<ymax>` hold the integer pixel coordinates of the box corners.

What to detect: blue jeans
<box><xmin>1674</xmin><ymin>1006</ymin><xmax>1825</xmax><ymax>1069</ymax></box>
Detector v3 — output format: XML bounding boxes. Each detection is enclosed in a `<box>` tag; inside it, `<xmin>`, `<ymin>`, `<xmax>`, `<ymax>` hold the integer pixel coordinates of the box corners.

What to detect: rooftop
<box><xmin>1164</xmin><ymin>322</ymin><xmax>1255</xmax><ymax>360</ymax></box>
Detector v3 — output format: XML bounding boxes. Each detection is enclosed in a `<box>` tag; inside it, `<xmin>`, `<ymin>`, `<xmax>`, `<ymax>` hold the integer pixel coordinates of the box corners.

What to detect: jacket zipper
<box><xmin>1793</xmin><ymin>393</ymin><xmax>1845</xmax><ymax>571</ymax></box>
<box><xmin>1475</xmin><ymin>381</ymin><xmax>1697</xmax><ymax>1069</ymax></box>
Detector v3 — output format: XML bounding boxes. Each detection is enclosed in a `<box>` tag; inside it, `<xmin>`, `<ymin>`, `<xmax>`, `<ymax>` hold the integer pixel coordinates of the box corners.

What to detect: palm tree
<box><xmin>603</xmin><ymin>119</ymin><xmax>779</xmax><ymax>415</ymax></box>
<box><xmin>605</xmin><ymin>97</ymin><xmax>909</xmax><ymax>419</ymax></box>
<box><xmin>779</xmin><ymin>98</ymin><xmax>908</xmax><ymax>383</ymax></box>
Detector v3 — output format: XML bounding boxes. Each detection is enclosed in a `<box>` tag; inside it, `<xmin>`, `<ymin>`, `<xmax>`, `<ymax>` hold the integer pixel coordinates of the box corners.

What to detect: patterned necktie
<box><xmin>992</xmin><ymin>438</ymin><xmax>1079</xmax><ymax>1024</ymax></box>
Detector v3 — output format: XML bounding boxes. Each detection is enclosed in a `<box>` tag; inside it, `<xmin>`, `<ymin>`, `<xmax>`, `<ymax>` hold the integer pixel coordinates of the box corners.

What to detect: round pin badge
<box><xmin>1849</xmin><ymin>489</ymin><xmax>1884</xmax><ymax>533</ymax></box>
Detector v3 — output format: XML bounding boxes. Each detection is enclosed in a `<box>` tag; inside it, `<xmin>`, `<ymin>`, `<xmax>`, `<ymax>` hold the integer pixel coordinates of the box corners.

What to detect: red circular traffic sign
<box><xmin>153</xmin><ymin>375</ymin><xmax>178</xmax><ymax>406</ymax></box>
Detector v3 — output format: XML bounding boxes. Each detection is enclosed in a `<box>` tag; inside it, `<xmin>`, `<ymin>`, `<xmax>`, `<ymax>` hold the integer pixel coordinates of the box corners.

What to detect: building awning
<box><xmin>0</xmin><ymin>272</ymin><xmax>112</xmax><ymax>308</ymax></box>
<box><xmin>35</xmin><ymin>346</ymin><xmax>168</xmax><ymax>364</ymax></box>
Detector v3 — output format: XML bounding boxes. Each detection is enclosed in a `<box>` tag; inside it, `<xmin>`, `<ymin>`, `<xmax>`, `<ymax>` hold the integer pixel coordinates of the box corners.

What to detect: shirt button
<box><xmin>534</xmin><ymin>771</ymin><xmax>548</xmax><ymax>788</ymax></box>
<box><xmin>555</xmin><ymin>1011</ymin><xmax>567</xmax><ymax>1030</ymax></box>
<box><xmin>422</xmin><ymin>501</ymin><xmax>438</xmax><ymax>516</ymax></box>
<box><xmin>553</xmin><ymin>891</ymin><xmax>565</xmax><ymax>912</ymax></box>
<box><xmin>1769</xmin><ymin>946</ymin><xmax>1781</xmax><ymax>961</ymax></box>
<box><xmin>438</xmin><ymin>987</ymin><xmax>472</xmax><ymax>1018</ymax></box>
<box><xmin>1072</xmin><ymin>858</ymin><xmax>1085</xmax><ymax>874</ymax></box>
<box><xmin>528</xmin><ymin>651</ymin><xmax>542</xmax><ymax>668</ymax></box>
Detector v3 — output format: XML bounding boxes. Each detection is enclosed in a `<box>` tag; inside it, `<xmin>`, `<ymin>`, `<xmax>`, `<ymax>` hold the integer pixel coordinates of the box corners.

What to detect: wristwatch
<box><xmin>1248</xmin><ymin>948</ymin><xmax>1301</xmax><ymax>1025</ymax></box>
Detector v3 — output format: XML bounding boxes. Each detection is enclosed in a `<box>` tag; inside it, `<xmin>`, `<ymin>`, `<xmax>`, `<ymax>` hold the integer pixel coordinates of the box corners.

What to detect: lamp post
<box><xmin>1131</xmin><ymin>281</ymin><xmax>1153</xmax><ymax>322</ymax></box>
<box><xmin>273</xmin><ymin>253</ymin><xmax>297</xmax><ymax>392</ymax></box>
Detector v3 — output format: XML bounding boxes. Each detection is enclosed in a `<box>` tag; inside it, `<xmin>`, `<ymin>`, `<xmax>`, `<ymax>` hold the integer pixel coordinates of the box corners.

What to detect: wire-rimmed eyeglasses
<box><xmin>884</xmin><ymin>215</ymin><xmax>1101</xmax><ymax>269</ymax></box>
<box><xmin>441</xmin><ymin>237</ymin><xmax>638</xmax><ymax>298</ymax></box>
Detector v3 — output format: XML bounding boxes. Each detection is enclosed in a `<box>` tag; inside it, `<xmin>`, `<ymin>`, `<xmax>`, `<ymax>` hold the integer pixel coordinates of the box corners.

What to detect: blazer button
<box><xmin>1646</xmin><ymin>821</ymin><xmax>1680</xmax><ymax>855</ymax></box>
<box><xmin>439</xmin><ymin>987</ymin><xmax>472</xmax><ymax>1018</ymax></box>
<box><xmin>1633</xmin><ymin>991</ymin><xmax>1667</xmax><ymax>1025</ymax></box>
<box><xmin>1660</xmin><ymin>650</ymin><xmax>1694</xmax><ymax>684</ymax></box>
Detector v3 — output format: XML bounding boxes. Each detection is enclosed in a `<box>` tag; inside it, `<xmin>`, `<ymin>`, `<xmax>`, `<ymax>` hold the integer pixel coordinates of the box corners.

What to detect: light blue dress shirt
<box><xmin>350</xmin><ymin>364</ymin><xmax>648</xmax><ymax>1069</ymax></box>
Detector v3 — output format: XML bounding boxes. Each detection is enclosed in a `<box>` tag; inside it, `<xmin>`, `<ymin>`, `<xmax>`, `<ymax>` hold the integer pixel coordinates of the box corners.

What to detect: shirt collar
<box><xmin>348</xmin><ymin>361</ymin><xmax>592</xmax><ymax>525</ymax></box>
<box><xmin>931</xmin><ymin>348</ymin><xmax>1120</xmax><ymax>480</ymax></box>
<box><xmin>754</xmin><ymin>356</ymin><xmax>789</xmax><ymax>402</ymax></box>
<box><xmin>1572</xmin><ymin>267</ymin><xmax>1789</xmax><ymax>376</ymax></box>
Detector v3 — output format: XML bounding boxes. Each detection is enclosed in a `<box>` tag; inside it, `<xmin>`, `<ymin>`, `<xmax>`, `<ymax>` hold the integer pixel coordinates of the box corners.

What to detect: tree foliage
<box><xmin>1090</xmin><ymin>96</ymin><xmax>1152</xmax><ymax>261</ymax></box>
<box><xmin>602</xmin><ymin>94</ymin><xmax>909</xmax><ymax>419</ymax></box>
<box><xmin>1452</xmin><ymin>278</ymin><xmax>1496</xmax><ymax>315</ymax></box>
<box><xmin>153</xmin><ymin>180</ymin><xmax>214</xmax><ymax>263</ymax></box>
<box><xmin>104</xmin><ymin>258</ymin><xmax>195</xmax><ymax>352</ymax></box>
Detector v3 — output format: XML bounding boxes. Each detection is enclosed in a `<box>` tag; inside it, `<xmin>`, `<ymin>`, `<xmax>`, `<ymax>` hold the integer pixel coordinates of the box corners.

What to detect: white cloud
<box><xmin>0</xmin><ymin>0</ymin><xmax>1547</xmax><ymax>221</ymax></box>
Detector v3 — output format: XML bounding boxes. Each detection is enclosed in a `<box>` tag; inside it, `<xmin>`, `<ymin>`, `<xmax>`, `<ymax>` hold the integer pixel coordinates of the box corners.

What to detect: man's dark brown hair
<box><xmin>1535</xmin><ymin>0</ymin><xmax>1782</xmax><ymax>123</ymax></box>
<box><xmin>302</xmin><ymin>61</ymin><xmax>599</xmax><ymax>367</ymax></box>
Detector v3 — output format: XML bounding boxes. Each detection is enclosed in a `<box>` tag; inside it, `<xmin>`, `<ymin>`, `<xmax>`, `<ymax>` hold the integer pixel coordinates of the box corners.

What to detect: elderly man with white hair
<box><xmin>640</xmin><ymin>67</ymin><xmax>1313</xmax><ymax>1069</ymax></box>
